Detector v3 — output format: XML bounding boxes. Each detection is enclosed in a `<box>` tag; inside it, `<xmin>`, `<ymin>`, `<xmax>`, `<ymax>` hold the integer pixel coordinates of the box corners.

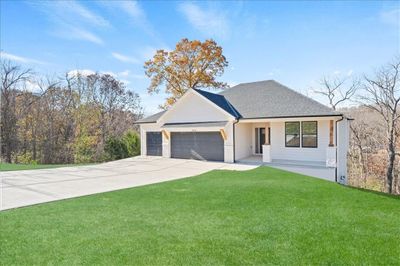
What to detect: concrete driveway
<box><xmin>1</xmin><ymin>156</ymin><xmax>256</xmax><ymax>211</ymax></box>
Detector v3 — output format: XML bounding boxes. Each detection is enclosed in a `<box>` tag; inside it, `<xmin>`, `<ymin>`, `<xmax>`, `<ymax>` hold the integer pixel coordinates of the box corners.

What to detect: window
<box><xmin>302</xmin><ymin>121</ymin><xmax>318</xmax><ymax>148</ymax></box>
<box><xmin>285</xmin><ymin>122</ymin><xmax>300</xmax><ymax>147</ymax></box>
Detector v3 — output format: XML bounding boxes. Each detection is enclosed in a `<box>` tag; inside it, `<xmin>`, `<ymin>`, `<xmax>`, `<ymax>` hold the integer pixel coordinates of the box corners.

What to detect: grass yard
<box><xmin>1</xmin><ymin>167</ymin><xmax>399</xmax><ymax>265</ymax></box>
<box><xmin>0</xmin><ymin>162</ymin><xmax>91</xmax><ymax>171</ymax></box>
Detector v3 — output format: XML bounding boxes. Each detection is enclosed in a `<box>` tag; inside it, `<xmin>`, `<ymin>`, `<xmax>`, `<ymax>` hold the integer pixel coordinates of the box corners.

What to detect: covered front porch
<box><xmin>234</xmin><ymin>117</ymin><xmax>340</xmax><ymax>181</ymax></box>
<box><xmin>236</xmin><ymin>155</ymin><xmax>336</xmax><ymax>181</ymax></box>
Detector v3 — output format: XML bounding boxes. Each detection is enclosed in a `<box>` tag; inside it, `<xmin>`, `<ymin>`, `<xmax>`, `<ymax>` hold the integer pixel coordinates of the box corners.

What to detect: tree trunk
<box><xmin>387</xmin><ymin>126</ymin><xmax>395</xmax><ymax>194</ymax></box>
<box><xmin>387</xmin><ymin>151</ymin><xmax>395</xmax><ymax>194</ymax></box>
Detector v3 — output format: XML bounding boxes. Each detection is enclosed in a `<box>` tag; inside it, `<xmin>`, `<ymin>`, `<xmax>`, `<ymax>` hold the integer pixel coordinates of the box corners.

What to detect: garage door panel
<box><xmin>171</xmin><ymin>132</ymin><xmax>224</xmax><ymax>161</ymax></box>
<box><xmin>146</xmin><ymin>132</ymin><xmax>162</xmax><ymax>156</ymax></box>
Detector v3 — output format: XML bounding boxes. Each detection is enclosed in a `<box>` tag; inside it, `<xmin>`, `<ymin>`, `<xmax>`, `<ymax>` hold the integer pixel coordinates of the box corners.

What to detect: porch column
<box><xmin>329</xmin><ymin>120</ymin><xmax>334</xmax><ymax>146</ymax></box>
<box><xmin>326</xmin><ymin>120</ymin><xmax>336</xmax><ymax>167</ymax></box>
<box><xmin>262</xmin><ymin>122</ymin><xmax>271</xmax><ymax>163</ymax></box>
<box><xmin>265</xmin><ymin>123</ymin><xmax>270</xmax><ymax>145</ymax></box>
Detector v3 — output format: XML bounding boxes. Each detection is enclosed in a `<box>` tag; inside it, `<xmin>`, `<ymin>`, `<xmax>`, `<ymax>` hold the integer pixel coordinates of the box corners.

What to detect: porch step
<box><xmin>269</xmin><ymin>159</ymin><xmax>326</xmax><ymax>168</ymax></box>
<box><xmin>236</xmin><ymin>157</ymin><xmax>329</xmax><ymax>169</ymax></box>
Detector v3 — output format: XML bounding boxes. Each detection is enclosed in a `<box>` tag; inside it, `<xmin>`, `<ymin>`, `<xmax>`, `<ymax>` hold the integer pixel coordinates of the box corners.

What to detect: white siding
<box><xmin>270</xmin><ymin>120</ymin><xmax>330</xmax><ymax>163</ymax></box>
<box><xmin>160</xmin><ymin>91</ymin><xmax>230</xmax><ymax>124</ymax></box>
<box><xmin>234</xmin><ymin>122</ymin><xmax>252</xmax><ymax>160</ymax></box>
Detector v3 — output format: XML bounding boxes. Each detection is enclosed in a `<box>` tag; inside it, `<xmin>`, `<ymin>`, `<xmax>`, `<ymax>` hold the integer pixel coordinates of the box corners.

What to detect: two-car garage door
<box><xmin>171</xmin><ymin>132</ymin><xmax>224</xmax><ymax>161</ymax></box>
<box><xmin>146</xmin><ymin>131</ymin><xmax>224</xmax><ymax>161</ymax></box>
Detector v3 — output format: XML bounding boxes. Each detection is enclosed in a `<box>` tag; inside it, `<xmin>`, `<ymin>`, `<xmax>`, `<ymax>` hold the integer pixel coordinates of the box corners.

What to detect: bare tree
<box><xmin>361</xmin><ymin>58</ymin><xmax>400</xmax><ymax>194</ymax></box>
<box><xmin>0</xmin><ymin>60</ymin><xmax>32</xmax><ymax>162</ymax></box>
<box><xmin>313</xmin><ymin>75</ymin><xmax>359</xmax><ymax>110</ymax></box>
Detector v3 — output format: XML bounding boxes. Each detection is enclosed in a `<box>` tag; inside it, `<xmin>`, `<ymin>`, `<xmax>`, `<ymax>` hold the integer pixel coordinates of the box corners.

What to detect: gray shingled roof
<box><xmin>219</xmin><ymin>80</ymin><xmax>340</xmax><ymax>119</ymax></box>
<box><xmin>136</xmin><ymin>80</ymin><xmax>341</xmax><ymax>124</ymax></box>
<box><xmin>136</xmin><ymin>110</ymin><xmax>165</xmax><ymax>123</ymax></box>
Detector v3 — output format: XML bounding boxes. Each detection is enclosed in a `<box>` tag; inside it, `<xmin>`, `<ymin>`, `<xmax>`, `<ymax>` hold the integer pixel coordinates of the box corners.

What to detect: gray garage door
<box><xmin>146</xmin><ymin>132</ymin><xmax>162</xmax><ymax>156</ymax></box>
<box><xmin>171</xmin><ymin>132</ymin><xmax>224</xmax><ymax>161</ymax></box>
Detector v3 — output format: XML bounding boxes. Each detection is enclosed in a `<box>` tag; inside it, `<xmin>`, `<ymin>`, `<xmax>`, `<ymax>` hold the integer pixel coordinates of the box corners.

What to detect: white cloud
<box><xmin>102</xmin><ymin>0</ymin><xmax>155</xmax><ymax>36</ymax></box>
<box><xmin>58</xmin><ymin>25</ymin><xmax>104</xmax><ymax>45</ymax></box>
<box><xmin>0</xmin><ymin>51</ymin><xmax>47</xmax><ymax>65</ymax></box>
<box><xmin>178</xmin><ymin>2</ymin><xmax>230</xmax><ymax>39</ymax></box>
<box><xmin>380</xmin><ymin>8</ymin><xmax>400</xmax><ymax>27</ymax></box>
<box><xmin>112</xmin><ymin>52</ymin><xmax>140</xmax><ymax>64</ymax></box>
<box><xmin>347</xmin><ymin>69</ymin><xmax>354</xmax><ymax>76</ymax></box>
<box><xmin>31</xmin><ymin>1</ymin><xmax>108</xmax><ymax>45</ymax></box>
<box><xmin>118</xmin><ymin>70</ymin><xmax>130</xmax><ymax>77</ymax></box>
<box><xmin>66</xmin><ymin>1</ymin><xmax>110</xmax><ymax>28</ymax></box>
<box><xmin>34</xmin><ymin>1</ymin><xmax>110</xmax><ymax>28</ymax></box>
<box><xmin>67</xmin><ymin>69</ymin><xmax>96</xmax><ymax>77</ymax></box>
<box><xmin>23</xmin><ymin>80</ymin><xmax>42</xmax><ymax>93</ymax></box>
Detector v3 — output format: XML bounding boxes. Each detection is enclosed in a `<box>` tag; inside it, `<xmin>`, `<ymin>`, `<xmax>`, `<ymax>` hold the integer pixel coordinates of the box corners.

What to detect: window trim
<box><xmin>285</xmin><ymin>121</ymin><xmax>301</xmax><ymax>148</ymax></box>
<box><xmin>301</xmin><ymin>121</ymin><xmax>318</xmax><ymax>148</ymax></box>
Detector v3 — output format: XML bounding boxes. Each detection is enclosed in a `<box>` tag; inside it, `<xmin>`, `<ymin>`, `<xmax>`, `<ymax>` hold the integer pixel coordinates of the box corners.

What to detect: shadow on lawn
<box><xmin>346</xmin><ymin>185</ymin><xmax>400</xmax><ymax>199</ymax></box>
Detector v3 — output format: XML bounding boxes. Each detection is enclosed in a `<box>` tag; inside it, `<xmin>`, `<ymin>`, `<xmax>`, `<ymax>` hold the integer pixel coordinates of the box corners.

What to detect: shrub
<box><xmin>105</xmin><ymin>131</ymin><xmax>140</xmax><ymax>160</ymax></box>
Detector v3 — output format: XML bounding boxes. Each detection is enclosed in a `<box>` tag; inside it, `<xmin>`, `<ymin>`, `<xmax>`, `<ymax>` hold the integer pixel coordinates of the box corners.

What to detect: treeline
<box><xmin>314</xmin><ymin>57</ymin><xmax>400</xmax><ymax>194</ymax></box>
<box><xmin>345</xmin><ymin>106</ymin><xmax>392</xmax><ymax>192</ymax></box>
<box><xmin>1</xmin><ymin>60</ymin><xmax>143</xmax><ymax>164</ymax></box>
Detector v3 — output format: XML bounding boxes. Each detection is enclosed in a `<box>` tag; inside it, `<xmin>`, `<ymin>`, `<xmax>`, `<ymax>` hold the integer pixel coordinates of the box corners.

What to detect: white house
<box><xmin>136</xmin><ymin>80</ymin><xmax>350</xmax><ymax>183</ymax></box>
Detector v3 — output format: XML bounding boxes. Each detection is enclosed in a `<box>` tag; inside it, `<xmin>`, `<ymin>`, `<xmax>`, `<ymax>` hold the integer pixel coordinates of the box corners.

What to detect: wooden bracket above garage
<box><xmin>220</xmin><ymin>129</ymin><xmax>227</xmax><ymax>141</ymax></box>
<box><xmin>162</xmin><ymin>130</ymin><xmax>170</xmax><ymax>140</ymax></box>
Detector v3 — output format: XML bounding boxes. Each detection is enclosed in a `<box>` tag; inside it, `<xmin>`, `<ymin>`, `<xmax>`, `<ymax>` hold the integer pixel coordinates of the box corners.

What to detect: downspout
<box><xmin>335</xmin><ymin>115</ymin><xmax>345</xmax><ymax>182</ymax></box>
<box><xmin>233</xmin><ymin>119</ymin><xmax>239</xmax><ymax>163</ymax></box>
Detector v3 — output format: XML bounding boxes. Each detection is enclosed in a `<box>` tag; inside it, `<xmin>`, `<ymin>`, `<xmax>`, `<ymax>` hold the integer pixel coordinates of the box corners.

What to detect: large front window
<box><xmin>302</xmin><ymin>121</ymin><xmax>318</xmax><ymax>148</ymax></box>
<box><xmin>285</xmin><ymin>121</ymin><xmax>318</xmax><ymax>148</ymax></box>
<box><xmin>285</xmin><ymin>122</ymin><xmax>300</xmax><ymax>147</ymax></box>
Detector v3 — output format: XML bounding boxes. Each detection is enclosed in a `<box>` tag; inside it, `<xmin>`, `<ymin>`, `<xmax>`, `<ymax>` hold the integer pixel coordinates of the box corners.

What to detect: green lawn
<box><xmin>1</xmin><ymin>167</ymin><xmax>399</xmax><ymax>265</ymax></box>
<box><xmin>0</xmin><ymin>162</ymin><xmax>91</xmax><ymax>171</ymax></box>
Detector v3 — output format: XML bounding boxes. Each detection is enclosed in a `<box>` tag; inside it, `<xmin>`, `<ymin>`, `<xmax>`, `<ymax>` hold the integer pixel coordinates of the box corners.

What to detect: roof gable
<box><xmin>157</xmin><ymin>89</ymin><xmax>235</xmax><ymax>124</ymax></box>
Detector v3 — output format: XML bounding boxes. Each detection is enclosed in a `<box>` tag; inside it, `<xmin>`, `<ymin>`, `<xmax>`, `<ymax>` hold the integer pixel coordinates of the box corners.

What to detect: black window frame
<box><xmin>285</xmin><ymin>122</ymin><xmax>301</xmax><ymax>148</ymax></box>
<box><xmin>301</xmin><ymin>121</ymin><xmax>318</xmax><ymax>148</ymax></box>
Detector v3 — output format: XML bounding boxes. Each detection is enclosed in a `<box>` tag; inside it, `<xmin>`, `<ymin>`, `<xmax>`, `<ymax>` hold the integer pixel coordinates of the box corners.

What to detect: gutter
<box><xmin>335</xmin><ymin>115</ymin><xmax>345</xmax><ymax>182</ymax></box>
<box><xmin>232</xmin><ymin>119</ymin><xmax>239</xmax><ymax>163</ymax></box>
<box><xmin>239</xmin><ymin>114</ymin><xmax>343</xmax><ymax>120</ymax></box>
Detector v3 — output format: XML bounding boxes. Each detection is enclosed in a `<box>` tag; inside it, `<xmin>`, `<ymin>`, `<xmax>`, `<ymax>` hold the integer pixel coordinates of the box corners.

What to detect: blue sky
<box><xmin>1</xmin><ymin>1</ymin><xmax>399</xmax><ymax>115</ymax></box>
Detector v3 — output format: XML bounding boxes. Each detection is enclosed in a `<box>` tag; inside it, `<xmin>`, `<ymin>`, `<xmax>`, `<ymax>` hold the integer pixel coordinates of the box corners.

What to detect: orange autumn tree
<box><xmin>144</xmin><ymin>38</ymin><xmax>229</xmax><ymax>109</ymax></box>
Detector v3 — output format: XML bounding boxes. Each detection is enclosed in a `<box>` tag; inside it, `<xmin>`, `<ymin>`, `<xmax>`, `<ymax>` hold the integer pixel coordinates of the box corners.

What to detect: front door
<box><xmin>255</xmin><ymin>128</ymin><xmax>265</xmax><ymax>154</ymax></box>
<box><xmin>255</xmin><ymin>127</ymin><xmax>271</xmax><ymax>154</ymax></box>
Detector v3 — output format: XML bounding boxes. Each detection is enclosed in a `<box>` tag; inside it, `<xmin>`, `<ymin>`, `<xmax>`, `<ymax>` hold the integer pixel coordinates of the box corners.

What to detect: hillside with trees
<box><xmin>1</xmin><ymin>60</ymin><xmax>143</xmax><ymax>164</ymax></box>
<box><xmin>313</xmin><ymin>57</ymin><xmax>400</xmax><ymax>194</ymax></box>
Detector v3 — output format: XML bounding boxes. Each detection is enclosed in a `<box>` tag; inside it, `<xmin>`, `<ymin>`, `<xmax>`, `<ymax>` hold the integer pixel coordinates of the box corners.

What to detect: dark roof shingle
<box><xmin>219</xmin><ymin>80</ymin><xmax>340</xmax><ymax>118</ymax></box>
<box><xmin>193</xmin><ymin>89</ymin><xmax>240</xmax><ymax>118</ymax></box>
